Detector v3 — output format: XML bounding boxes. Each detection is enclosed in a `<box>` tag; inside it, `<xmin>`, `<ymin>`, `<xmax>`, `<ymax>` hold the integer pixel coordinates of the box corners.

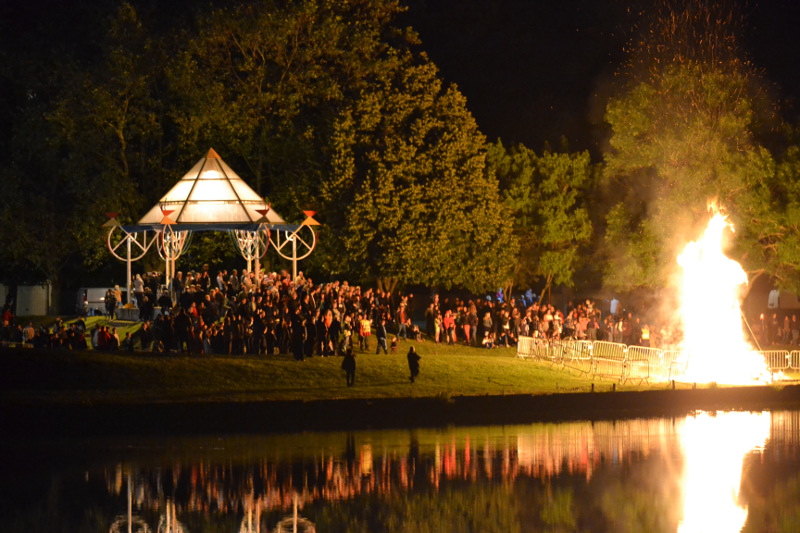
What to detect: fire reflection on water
<box><xmin>678</xmin><ymin>411</ymin><xmax>770</xmax><ymax>533</ymax></box>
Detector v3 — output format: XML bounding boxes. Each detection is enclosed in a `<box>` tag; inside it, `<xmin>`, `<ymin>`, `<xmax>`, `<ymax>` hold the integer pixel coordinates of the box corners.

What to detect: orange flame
<box><xmin>676</xmin><ymin>212</ymin><xmax>770</xmax><ymax>384</ymax></box>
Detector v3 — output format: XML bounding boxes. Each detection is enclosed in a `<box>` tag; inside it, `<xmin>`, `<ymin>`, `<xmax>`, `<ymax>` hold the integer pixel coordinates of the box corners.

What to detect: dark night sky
<box><xmin>400</xmin><ymin>0</ymin><xmax>629</xmax><ymax>154</ymax></box>
<box><xmin>401</xmin><ymin>0</ymin><xmax>800</xmax><ymax>155</ymax></box>
<box><xmin>3</xmin><ymin>0</ymin><xmax>799</xmax><ymax>156</ymax></box>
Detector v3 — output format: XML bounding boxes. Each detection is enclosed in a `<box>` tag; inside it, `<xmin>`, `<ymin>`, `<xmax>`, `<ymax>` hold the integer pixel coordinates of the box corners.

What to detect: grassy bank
<box><xmin>0</xmin><ymin>334</ymin><xmax>678</xmax><ymax>406</ymax></box>
<box><xmin>7</xmin><ymin>315</ymin><xmax>792</xmax><ymax>409</ymax></box>
<box><xmin>6</xmin><ymin>321</ymin><xmax>800</xmax><ymax>436</ymax></box>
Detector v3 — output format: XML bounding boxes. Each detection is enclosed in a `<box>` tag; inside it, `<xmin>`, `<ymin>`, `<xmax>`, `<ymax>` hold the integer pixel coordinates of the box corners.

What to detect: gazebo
<box><xmin>106</xmin><ymin>149</ymin><xmax>318</xmax><ymax>305</ymax></box>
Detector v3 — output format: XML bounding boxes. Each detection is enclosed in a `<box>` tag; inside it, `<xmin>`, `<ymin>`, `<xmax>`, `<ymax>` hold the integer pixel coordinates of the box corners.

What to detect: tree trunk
<box><xmin>377</xmin><ymin>276</ymin><xmax>398</xmax><ymax>294</ymax></box>
<box><xmin>539</xmin><ymin>275</ymin><xmax>554</xmax><ymax>306</ymax></box>
<box><xmin>502</xmin><ymin>282</ymin><xmax>515</xmax><ymax>304</ymax></box>
<box><xmin>49</xmin><ymin>278</ymin><xmax>61</xmax><ymax>316</ymax></box>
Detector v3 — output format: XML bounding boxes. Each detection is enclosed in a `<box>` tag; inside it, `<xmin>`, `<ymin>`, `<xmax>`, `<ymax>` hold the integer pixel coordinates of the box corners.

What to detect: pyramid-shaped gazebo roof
<box><xmin>136</xmin><ymin>148</ymin><xmax>286</xmax><ymax>227</ymax></box>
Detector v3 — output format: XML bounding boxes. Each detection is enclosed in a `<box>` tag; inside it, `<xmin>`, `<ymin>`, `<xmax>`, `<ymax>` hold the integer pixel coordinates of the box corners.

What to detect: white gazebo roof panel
<box><xmin>137</xmin><ymin>149</ymin><xmax>286</xmax><ymax>225</ymax></box>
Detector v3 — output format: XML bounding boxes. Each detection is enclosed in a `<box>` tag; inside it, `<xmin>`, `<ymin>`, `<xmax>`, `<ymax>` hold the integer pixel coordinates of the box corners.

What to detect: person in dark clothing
<box><xmin>292</xmin><ymin>315</ymin><xmax>307</xmax><ymax>361</ymax></box>
<box><xmin>105</xmin><ymin>289</ymin><xmax>117</xmax><ymax>319</ymax></box>
<box><xmin>341</xmin><ymin>348</ymin><xmax>356</xmax><ymax>387</ymax></box>
<box><xmin>317</xmin><ymin>311</ymin><xmax>334</xmax><ymax>357</ymax></box>
<box><xmin>173</xmin><ymin>308</ymin><xmax>192</xmax><ymax>353</ymax></box>
<box><xmin>304</xmin><ymin>313</ymin><xmax>317</xmax><ymax>358</ymax></box>
<box><xmin>122</xmin><ymin>332</ymin><xmax>135</xmax><ymax>352</ymax></box>
<box><xmin>138</xmin><ymin>320</ymin><xmax>154</xmax><ymax>351</ymax></box>
<box><xmin>139</xmin><ymin>291</ymin><xmax>154</xmax><ymax>322</ymax></box>
<box><xmin>407</xmin><ymin>346</ymin><xmax>421</xmax><ymax>383</ymax></box>
<box><xmin>251</xmin><ymin>312</ymin><xmax>266</xmax><ymax>355</ymax></box>
<box><xmin>157</xmin><ymin>291</ymin><xmax>172</xmax><ymax>317</ymax></box>
<box><xmin>329</xmin><ymin>313</ymin><xmax>342</xmax><ymax>355</ymax></box>
<box><xmin>265</xmin><ymin>319</ymin><xmax>277</xmax><ymax>355</ymax></box>
<box><xmin>278</xmin><ymin>316</ymin><xmax>292</xmax><ymax>354</ymax></box>
<box><xmin>375</xmin><ymin>318</ymin><xmax>388</xmax><ymax>354</ymax></box>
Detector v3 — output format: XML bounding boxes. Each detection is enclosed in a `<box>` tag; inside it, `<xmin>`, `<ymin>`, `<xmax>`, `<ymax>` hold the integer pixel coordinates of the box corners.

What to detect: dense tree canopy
<box><xmin>321</xmin><ymin>56</ymin><xmax>517</xmax><ymax>292</ymax></box>
<box><xmin>168</xmin><ymin>0</ymin><xmax>413</xmax><ymax>201</ymax></box>
<box><xmin>600</xmin><ymin>0</ymin><xmax>800</xmax><ymax>294</ymax></box>
<box><xmin>0</xmin><ymin>2</ymin><xmax>174</xmax><ymax>289</ymax></box>
<box><xmin>0</xmin><ymin>0</ymin><xmax>517</xmax><ymax>295</ymax></box>
<box><xmin>3</xmin><ymin>0</ymin><xmax>800</xmax><ymax>305</ymax></box>
<box><xmin>602</xmin><ymin>61</ymin><xmax>775</xmax><ymax>289</ymax></box>
<box><xmin>488</xmin><ymin>141</ymin><xmax>593</xmax><ymax>300</ymax></box>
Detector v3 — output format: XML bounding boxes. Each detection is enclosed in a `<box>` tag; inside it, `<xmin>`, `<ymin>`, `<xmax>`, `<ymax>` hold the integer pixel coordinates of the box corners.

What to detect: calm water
<box><xmin>2</xmin><ymin>411</ymin><xmax>800</xmax><ymax>532</ymax></box>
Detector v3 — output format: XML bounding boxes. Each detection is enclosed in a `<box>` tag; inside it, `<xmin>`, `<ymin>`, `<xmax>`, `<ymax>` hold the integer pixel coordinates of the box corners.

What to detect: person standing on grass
<box><xmin>110</xmin><ymin>327</ymin><xmax>120</xmax><ymax>351</ymax></box>
<box><xmin>341</xmin><ymin>348</ymin><xmax>356</xmax><ymax>387</ymax></box>
<box><xmin>358</xmin><ymin>312</ymin><xmax>371</xmax><ymax>352</ymax></box>
<box><xmin>105</xmin><ymin>289</ymin><xmax>117</xmax><ymax>319</ymax></box>
<box><xmin>122</xmin><ymin>331</ymin><xmax>135</xmax><ymax>352</ymax></box>
<box><xmin>292</xmin><ymin>313</ymin><xmax>307</xmax><ymax>361</ymax></box>
<box><xmin>22</xmin><ymin>322</ymin><xmax>35</xmax><ymax>345</ymax></box>
<box><xmin>407</xmin><ymin>345</ymin><xmax>421</xmax><ymax>383</ymax></box>
<box><xmin>396</xmin><ymin>301</ymin><xmax>408</xmax><ymax>340</ymax></box>
<box><xmin>443</xmin><ymin>309</ymin><xmax>456</xmax><ymax>345</ymax></box>
<box><xmin>375</xmin><ymin>317</ymin><xmax>388</xmax><ymax>354</ymax></box>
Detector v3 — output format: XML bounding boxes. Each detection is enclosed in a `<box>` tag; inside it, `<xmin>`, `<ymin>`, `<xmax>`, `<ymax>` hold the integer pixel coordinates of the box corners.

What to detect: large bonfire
<box><xmin>676</xmin><ymin>210</ymin><xmax>771</xmax><ymax>385</ymax></box>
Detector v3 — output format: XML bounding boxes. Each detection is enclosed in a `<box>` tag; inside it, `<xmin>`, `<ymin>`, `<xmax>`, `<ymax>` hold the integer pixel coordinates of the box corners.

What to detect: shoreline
<box><xmin>4</xmin><ymin>384</ymin><xmax>800</xmax><ymax>437</ymax></box>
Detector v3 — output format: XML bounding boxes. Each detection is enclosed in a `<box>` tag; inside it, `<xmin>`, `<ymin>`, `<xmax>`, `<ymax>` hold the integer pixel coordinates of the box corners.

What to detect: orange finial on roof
<box><xmin>206</xmin><ymin>148</ymin><xmax>220</xmax><ymax>159</ymax></box>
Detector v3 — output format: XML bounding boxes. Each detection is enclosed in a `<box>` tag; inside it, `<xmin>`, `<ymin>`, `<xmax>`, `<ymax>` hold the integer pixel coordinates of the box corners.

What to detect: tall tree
<box><xmin>0</xmin><ymin>2</ymin><xmax>174</xmax><ymax>294</ymax></box>
<box><xmin>48</xmin><ymin>2</ymin><xmax>174</xmax><ymax>267</ymax></box>
<box><xmin>734</xmin><ymin>144</ymin><xmax>800</xmax><ymax>294</ymax></box>
<box><xmin>489</xmin><ymin>141</ymin><xmax>593</xmax><ymax>301</ymax></box>
<box><xmin>1</xmin><ymin>0</ymin><xmax>518</xmax><ymax>294</ymax></box>
<box><xmin>601</xmin><ymin>0</ymin><xmax>788</xmax><ymax>293</ymax></box>
<box><xmin>168</xmin><ymin>0</ymin><xmax>411</xmax><ymax>203</ymax></box>
<box><xmin>170</xmin><ymin>0</ymin><xmax>516</xmax><ymax>292</ymax></box>
<box><xmin>322</xmin><ymin>55</ymin><xmax>517</xmax><ymax>292</ymax></box>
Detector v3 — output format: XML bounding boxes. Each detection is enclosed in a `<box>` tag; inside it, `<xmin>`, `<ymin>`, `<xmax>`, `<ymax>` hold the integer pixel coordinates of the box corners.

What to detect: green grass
<box><xmin>0</xmin><ymin>332</ymin><xmax>688</xmax><ymax>405</ymax></box>
<box><xmin>8</xmin><ymin>315</ymin><xmax>788</xmax><ymax>406</ymax></box>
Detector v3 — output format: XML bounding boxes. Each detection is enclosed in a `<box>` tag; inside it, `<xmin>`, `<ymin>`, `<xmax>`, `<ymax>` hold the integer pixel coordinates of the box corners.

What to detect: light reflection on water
<box><xmin>2</xmin><ymin>411</ymin><xmax>800</xmax><ymax>532</ymax></box>
<box><xmin>678</xmin><ymin>411</ymin><xmax>770</xmax><ymax>533</ymax></box>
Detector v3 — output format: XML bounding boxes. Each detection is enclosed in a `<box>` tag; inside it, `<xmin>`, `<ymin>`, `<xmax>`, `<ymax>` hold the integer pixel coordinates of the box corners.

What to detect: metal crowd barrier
<box><xmin>515</xmin><ymin>336</ymin><xmax>537</xmax><ymax>359</ymax></box>
<box><xmin>591</xmin><ymin>341</ymin><xmax>629</xmax><ymax>382</ymax></box>
<box><xmin>762</xmin><ymin>350</ymin><xmax>791</xmax><ymax>372</ymax></box>
<box><xmin>562</xmin><ymin>340</ymin><xmax>594</xmax><ymax>376</ymax></box>
<box><xmin>516</xmin><ymin>336</ymin><xmax>800</xmax><ymax>383</ymax></box>
<box><xmin>792</xmin><ymin>352</ymin><xmax>800</xmax><ymax>370</ymax></box>
<box><xmin>0</xmin><ymin>341</ymin><xmax>33</xmax><ymax>349</ymax></box>
<box><xmin>664</xmin><ymin>350</ymin><xmax>688</xmax><ymax>381</ymax></box>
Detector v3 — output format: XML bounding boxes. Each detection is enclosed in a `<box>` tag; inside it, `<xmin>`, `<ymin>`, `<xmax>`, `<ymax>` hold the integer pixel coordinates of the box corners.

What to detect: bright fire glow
<box><xmin>677</xmin><ymin>212</ymin><xmax>771</xmax><ymax>384</ymax></box>
<box><xmin>678</xmin><ymin>411</ymin><xmax>769</xmax><ymax>533</ymax></box>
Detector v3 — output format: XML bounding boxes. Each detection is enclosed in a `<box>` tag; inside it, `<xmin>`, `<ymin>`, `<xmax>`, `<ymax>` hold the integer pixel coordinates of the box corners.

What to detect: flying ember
<box><xmin>676</xmin><ymin>212</ymin><xmax>771</xmax><ymax>385</ymax></box>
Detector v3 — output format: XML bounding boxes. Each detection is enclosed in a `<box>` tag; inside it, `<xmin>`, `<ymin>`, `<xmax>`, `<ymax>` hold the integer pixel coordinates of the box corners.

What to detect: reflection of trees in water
<box><xmin>92</xmin><ymin>420</ymin><xmax>688</xmax><ymax>532</ymax></box>
<box><xmin>314</xmin><ymin>485</ymin><xmax>521</xmax><ymax>533</ymax></box>
<box><xmin>7</xmin><ymin>414</ymin><xmax>800</xmax><ymax>532</ymax></box>
<box><xmin>104</xmin><ymin>420</ymin><xmax>685</xmax><ymax>519</ymax></box>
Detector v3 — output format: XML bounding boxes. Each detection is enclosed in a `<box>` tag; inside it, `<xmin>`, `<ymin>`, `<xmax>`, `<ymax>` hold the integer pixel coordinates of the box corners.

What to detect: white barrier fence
<box><xmin>517</xmin><ymin>336</ymin><xmax>794</xmax><ymax>383</ymax></box>
<box><xmin>0</xmin><ymin>341</ymin><xmax>33</xmax><ymax>349</ymax></box>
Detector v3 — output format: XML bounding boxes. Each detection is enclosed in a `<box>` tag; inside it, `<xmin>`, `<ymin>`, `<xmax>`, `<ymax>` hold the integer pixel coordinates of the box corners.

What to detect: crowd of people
<box><xmin>422</xmin><ymin>295</ymin><xmax>641</xmax><ymax>348</ymax></box>
<box><xmin>3</xmin><ymin>268</ymin><xmax>795</xmax><ymax>356</ymax></box>
<box><xmin>757</xmin><ymin>312</ymin><xmax>800</xmax><ymax>347</ymax></box>
<box><xmin>0</xmin><ymin>274</ymin><xmax>593</xmax><ymax>356</ymax></box>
